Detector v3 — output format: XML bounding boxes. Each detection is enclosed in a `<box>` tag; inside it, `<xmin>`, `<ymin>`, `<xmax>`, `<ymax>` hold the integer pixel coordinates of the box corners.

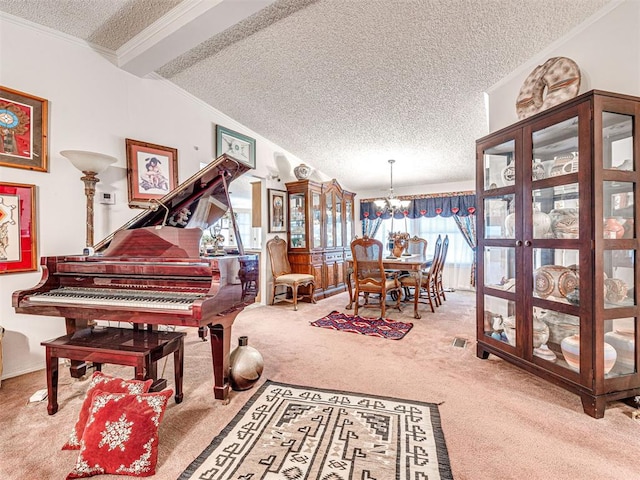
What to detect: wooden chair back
<box><xmin>350</xmin><ymin>236</ymin><xmax>401</xmax><ymax>317</ymax></box>
<box><xmin>266</xmin><ymin>236</ymin><xmax>291</xmax><ymax>278</ymax></box>
<box><xmin>351</xmin><ymin>236</ymin><xmax>386</xmax><ymax>288</ymax></box>
<box><xmin>406</xmin><ymin>236</ymin><xmax>428</xmax><ymax>256</ymax></box>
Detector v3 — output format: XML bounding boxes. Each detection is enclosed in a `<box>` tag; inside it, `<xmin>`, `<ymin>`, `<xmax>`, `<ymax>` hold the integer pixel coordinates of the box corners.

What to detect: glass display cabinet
<box><xmin>476</xmin><ymin>90</ymin><xmax>640</xmax><ymax>418</ymax></box>
<box><xmin>286</xmin><ymin>179</ymin><xmax>355</xmax><ymax>299</ymax></box>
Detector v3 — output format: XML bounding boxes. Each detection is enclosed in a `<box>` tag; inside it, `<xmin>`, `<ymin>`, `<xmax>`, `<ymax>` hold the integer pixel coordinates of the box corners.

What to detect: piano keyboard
<box><xmin>28</xmin><ymin>287</ymin><xmax>204</xmax><ymax>311</ymax></box>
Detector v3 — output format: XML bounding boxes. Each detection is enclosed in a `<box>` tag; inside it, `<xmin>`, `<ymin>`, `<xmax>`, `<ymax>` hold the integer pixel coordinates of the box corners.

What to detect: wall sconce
<box><xmin>60</xmin><ymin>150</ymin><xmax>117</xmax><ymax>247</ymax></box>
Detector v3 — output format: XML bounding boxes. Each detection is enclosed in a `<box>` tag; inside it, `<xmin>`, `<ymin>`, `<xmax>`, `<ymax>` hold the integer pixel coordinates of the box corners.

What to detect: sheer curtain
<box><xmin>373</xmin><ymin>216</ymin><xmax>475</xmax><ymax>291</ymax></box>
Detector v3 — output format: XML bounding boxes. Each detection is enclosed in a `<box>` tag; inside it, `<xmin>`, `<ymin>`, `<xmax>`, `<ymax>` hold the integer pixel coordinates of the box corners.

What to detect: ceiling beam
<box><xmin>116</xmin><ymin>0</ymin><xmax>275</xmax><ymax>77</ymax></box>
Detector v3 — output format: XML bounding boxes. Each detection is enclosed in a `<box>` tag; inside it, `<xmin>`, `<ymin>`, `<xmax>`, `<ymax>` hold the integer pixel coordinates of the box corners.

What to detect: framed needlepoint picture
<box><xmin>0</xmin><ymin>182</ymin><xmax>37</xmax><ymax>274</ymax></box>
<box><xmin>0</xmin><ymin>86</ymin><xmax>49</xmax><ymax>172</ymax></box>
<box><xmin>125</xmin><ymin>139</ymin><xmax>178</xmax><ymax>207</ymax></box>
<box><xmin>215</xmin><ymin>125</ymin><xmax>256</xmax><ymax>169</ymax></box>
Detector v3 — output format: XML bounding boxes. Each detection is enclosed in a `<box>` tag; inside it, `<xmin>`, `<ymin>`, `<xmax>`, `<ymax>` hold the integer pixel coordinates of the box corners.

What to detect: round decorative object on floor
<box><xmin>293</xmin><ymin>163</ymin><xmax>312</xmax><ymax>180</ymax></box>
<box><xmin>229</xmin><ymin>336</ymin><xmax>264</xmax><ymax>391</ymax></box>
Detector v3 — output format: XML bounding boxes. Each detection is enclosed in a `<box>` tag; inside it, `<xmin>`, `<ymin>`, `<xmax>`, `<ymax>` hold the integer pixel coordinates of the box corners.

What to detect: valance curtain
<box><xmin>359</xmin><ymin>193</ymin><xmax>476</xmax><ymax>220</ymax></box>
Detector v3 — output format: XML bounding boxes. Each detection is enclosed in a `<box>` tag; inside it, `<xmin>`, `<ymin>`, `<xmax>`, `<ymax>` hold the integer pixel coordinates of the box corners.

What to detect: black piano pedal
<box><xmin>149</xmin><ymin>378</ymin><xmax>168</xmax><ymax>392</ymax></box>
<box><xmin>198</xmin><ymin>326</ymin><xmax>208</xmax><ymax>341</ymax></box>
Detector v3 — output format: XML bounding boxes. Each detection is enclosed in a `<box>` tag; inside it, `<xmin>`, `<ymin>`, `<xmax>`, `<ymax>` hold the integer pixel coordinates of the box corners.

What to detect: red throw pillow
<box><xmin>66</xmin><ymin>389</ymin><xmax>173</xmax><ymax>479</ymax></box>
<box><xmin>62</xmin><ymin>371</ymin><xmax>153</xmax><ymax>450</ymax></box>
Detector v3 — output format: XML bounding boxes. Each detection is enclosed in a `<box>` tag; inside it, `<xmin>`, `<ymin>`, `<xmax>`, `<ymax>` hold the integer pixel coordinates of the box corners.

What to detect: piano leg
<box><xmin>44</xmin><ymin>349</ymin><xmax>59</xmax><ymax>415</ymax></box>
<box><xmin>65</xmin><ymin>317</ymin><xmax>91</xmax><ymax>378</ymax></box>
<box><xmin>208</xmin><ymin>322</ymin><xmax>232</xmax><ymax>402</ymax></box>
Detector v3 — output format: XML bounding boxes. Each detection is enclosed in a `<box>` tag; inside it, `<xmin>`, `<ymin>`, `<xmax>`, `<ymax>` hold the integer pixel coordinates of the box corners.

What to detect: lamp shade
<box><xmin>60</xmin><ymin>150</ymin><xmax>117</xmax><ymax>174</ymax></box>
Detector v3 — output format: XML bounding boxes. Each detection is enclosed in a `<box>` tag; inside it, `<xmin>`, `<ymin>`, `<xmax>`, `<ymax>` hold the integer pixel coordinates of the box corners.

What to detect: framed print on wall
<box><xmin>215</xmin><ymin>125</ymin><xmax>256</xmax><ymax>169</ymax></box>
<box><xmin>125</xmin><ymin>139</ymin><xmax>178</xmax><ymax>207</ymax></box>
<box><xmin>0</xmin><ymin>182</ymin><xmax>37</xmax><ymax>274</ymax></box>
<box><xmin>268</xmin><ymin>189</ymin><xmax>287</xmax><ymax>233</ymax></box>
<box><xmin>0</xmin><ymin>86</ymin><xmax>48</xmax><ymax>172</ymax></box>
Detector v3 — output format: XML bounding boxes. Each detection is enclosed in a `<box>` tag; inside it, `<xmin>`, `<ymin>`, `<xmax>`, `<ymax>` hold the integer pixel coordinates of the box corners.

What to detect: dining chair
<box><xmin>406</xmin><ymin>236</ymin><xmax>428</xmax><ymax>256</ymax></box>
<box><xmin>266</xmin><ymin>235</ymin><xmax>316</xmax><ymax>310</ymax></box>
<box><xmin>434</xmin><ymin>235</ymin><xmax>450</xmax><ymax>303</ymax></box>
<box><xmin>399</xmin><ymin>235</ymin><xmax>442</xmax><ymax>313</ymax></box>
<box><xmin>351</xmin><ymin>236</ymin><xmax>402</xmax><ymax>318</ymax></box>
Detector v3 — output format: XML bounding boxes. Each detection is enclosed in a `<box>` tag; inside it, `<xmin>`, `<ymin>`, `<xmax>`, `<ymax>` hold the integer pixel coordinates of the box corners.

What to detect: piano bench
<box><xmin>41</xmin><ymin>327</ymin><xmax>185</xmax><ymax>415</ymax></box>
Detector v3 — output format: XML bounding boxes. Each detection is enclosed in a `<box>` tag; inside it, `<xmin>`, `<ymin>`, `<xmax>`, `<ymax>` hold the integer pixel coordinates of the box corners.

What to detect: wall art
<box><xmin>0</xmin><ymin>182</ymin><xmax>37</xmax><ymax>274</ymax></box>
<box><xmin>0</xmin><ymin>86</ymin><xmax>48</xmax><ymax>172</ymax></box>
<box><xmin>125</xmin><ymin>138</ymin><xmax>178</xmax><ymax>207</ymax></box>
<box><xmin>215</xmin><ymin>125</ymin><xmax>256</xmax><ymax>169</ymax></box>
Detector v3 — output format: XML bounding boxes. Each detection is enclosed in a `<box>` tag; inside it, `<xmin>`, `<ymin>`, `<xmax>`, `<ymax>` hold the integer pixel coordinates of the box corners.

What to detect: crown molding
<box><xmin>0</xmin><ymin>11</ymin><xmax>117</xmax><ymax>63</ymax></box>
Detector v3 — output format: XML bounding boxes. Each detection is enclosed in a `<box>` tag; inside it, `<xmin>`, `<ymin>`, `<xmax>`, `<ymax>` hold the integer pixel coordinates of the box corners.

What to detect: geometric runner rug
<box><xmin>310</xmin><ymin>310</ymin><xmax>413</xmax><ymax>340</ymax></box>
<box><xmin>179</xmin><ymin>380</ymin><xmax>453</xmax><ymax>480</ymax></box>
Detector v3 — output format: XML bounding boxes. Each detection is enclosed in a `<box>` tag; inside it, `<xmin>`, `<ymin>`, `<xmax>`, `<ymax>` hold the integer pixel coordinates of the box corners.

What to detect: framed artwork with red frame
<box><xmin>0</xmin><ymin>182</ymin><xmax>37</xmax><ymax>274</ymax></box>
<box><xmin>125</xmin><ymin>139</ymin><xmax>178</xmax><ymax>207</ymax></box>
<box><xmin>0</xmin><ymin>86</ymin><xmax>49</xmax><ymax>172</ymax></box>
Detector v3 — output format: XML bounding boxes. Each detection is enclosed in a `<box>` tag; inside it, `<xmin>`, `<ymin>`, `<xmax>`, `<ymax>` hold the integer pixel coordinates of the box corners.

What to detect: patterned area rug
<box><xmin>309</xmin><ymin>310</ymin><xmax>413</xmax><ymax>340</ymax></box>
<box><xmin>179</xmin><ymin>381</ymin><xmax>452</xmax><ymax>480</ymax></box>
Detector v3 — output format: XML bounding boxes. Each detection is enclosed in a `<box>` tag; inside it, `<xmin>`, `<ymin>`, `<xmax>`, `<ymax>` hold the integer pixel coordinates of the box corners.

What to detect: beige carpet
<box><xmin>1</xmin><ymin>290</ymin><xmax>639</xmax><ymax>479</ymax></box>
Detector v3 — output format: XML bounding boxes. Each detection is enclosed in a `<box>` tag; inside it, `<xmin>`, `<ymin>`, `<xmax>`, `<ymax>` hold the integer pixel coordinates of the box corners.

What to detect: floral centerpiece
<box><xmin>388</xmin><ymin>231</ymin><xmax>410</xmax><ymax>258</ymax></box>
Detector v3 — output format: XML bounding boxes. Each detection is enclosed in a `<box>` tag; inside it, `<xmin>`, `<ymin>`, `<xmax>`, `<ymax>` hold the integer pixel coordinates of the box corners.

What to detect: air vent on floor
<box><xmin>451</xmin><ymin>337</ymin><xmax>468</xmax><ymax>348</ymax></box>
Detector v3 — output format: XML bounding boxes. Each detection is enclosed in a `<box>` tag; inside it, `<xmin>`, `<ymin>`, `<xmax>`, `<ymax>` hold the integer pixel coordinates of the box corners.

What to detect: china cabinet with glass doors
<box><xmin>286</xmin><ymin>178</ymin><xmax>355</xmax><ymax>299</ymax></box>
<box><xmin>476</xmin><ymin>90</ymin><xmax>640</xmax><ymax>418</ymax></box>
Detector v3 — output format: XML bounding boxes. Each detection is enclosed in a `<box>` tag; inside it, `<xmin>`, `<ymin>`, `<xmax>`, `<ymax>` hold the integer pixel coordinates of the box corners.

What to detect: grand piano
<box><xmin>12</xmin><ymin>154</ymin><xmax>258</xmax><ymax>401</ymax></box>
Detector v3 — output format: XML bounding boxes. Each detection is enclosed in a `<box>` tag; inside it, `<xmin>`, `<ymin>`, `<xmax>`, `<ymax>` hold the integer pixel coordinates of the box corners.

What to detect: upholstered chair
<box><xmin>266</xmin><ymin>236</ymin><xmax>315</xmax><ymax>310</ymax></box>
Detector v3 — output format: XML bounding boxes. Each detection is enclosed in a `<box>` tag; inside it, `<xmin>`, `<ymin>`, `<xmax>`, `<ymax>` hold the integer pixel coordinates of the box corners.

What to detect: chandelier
<box><xmin>374</xmin><ymin>159</ymin><xmax>410</xmax><ymax>211</ymax></box>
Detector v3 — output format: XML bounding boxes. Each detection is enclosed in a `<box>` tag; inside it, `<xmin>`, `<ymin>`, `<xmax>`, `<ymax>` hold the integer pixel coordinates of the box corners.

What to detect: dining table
<box><xmin>345</xmin><ymin>253</ymin><xmax>432</xmax><ymax>319</ymax></box>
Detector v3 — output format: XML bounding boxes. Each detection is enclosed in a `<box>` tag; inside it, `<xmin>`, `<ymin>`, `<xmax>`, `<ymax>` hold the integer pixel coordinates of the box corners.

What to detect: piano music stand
<box><xmin>41</xmin><ymin>327</ymin><xmax>184</xmax><ymax>415</ymax></box>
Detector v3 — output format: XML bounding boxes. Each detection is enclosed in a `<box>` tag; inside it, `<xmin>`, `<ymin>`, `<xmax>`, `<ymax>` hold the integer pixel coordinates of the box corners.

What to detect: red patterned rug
<box><xmin>310</xmin><ymin>310</ymin><xmax>413</xmax><ymax>340</ymax></box>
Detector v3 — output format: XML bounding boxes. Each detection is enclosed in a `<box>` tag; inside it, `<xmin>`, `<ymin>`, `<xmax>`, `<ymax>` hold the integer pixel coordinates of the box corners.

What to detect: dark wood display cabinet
<box><xmin>286</xmin><ymin>179</ymin><xmax>355</xmax><ymax>299</ymax></box>
<box><xmin>476</xmin><ymin>90</ymin><xmax>640</xmax><ymax>418</ymax></box>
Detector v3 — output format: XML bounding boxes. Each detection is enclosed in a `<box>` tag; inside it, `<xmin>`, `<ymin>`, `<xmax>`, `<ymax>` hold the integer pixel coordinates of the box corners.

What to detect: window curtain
<box><xmin>452</xmin><ymin>214</ymin><xmax>477</xmax><ymax>287</ymax></box>
<box><xmin>362</xmin><ymin>217</ymin><xmax>383</xmax><ymax>238</ymax></box>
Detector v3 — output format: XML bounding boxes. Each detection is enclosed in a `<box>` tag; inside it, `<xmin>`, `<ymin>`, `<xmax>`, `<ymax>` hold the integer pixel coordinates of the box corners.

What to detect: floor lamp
<box><xmin>60</xmin><ymin>150</ymin><xmax>117</xmax><ymax>248</ymax></box>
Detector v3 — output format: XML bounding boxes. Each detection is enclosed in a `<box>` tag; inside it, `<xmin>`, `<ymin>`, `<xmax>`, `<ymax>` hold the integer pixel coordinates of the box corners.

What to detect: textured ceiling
<box><xmin>0</xmin><ymin>0</ymin><xmax>612</xmax><ymax>194</ymax></box>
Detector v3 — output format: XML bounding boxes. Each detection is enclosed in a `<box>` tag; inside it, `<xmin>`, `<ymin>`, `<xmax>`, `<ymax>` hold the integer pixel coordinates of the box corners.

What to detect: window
<box><xmin>374</xmin><ymin>216</ymin><xmax>475</xmax><ymax>290</ymax></box>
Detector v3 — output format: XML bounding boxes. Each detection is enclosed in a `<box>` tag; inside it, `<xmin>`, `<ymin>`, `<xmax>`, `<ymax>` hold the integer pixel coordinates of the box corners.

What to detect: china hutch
<box><xmin>286</xmin><ymin>179</ymin><xmax>355</xmax><ymax>299</ymax></box>
<box><xmin>476</xmin><ymin>90</ymin><xmax>640</xmax><ymax>418</ymax></box>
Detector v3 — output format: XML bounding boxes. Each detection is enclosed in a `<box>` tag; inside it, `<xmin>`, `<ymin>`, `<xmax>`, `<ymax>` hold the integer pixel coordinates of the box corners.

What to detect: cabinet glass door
<box><xmin>335</xmin><ymin>195</ymin><xmax>343</xmax><ymax>247</ymax></box>
<box><xmin>529</xmin><ymin>113</ymin><xmax>582</xmax><ymax>370</ymax></box>
<box><xmin>289</xmin><ymin>193</ymin><xmax>306</xmax><ymax>248</ymax></box>
<box><xmin>483</xmin><ymin>140</ymin><xmax>515</xmax><ymax>189</ymax></box>
<box><xmin>601</xmin><ymin>109</ymin><xmax>637</xmax><ymax>377</ymax></box>
<box><xmin>312</xmin><ymin>192</ymin><xmax>322</xmax><ymax>248</ymax></box>
<box><xmin>326</xmin><ymin>193</ymin><xmax>334</xmax><ymax>248</ymax></box>
<box><xmin>345</xmin><ymin>198</ymin><xmax>353</xmax><ymax>244</ymax></box>
<box><xmin>479</xmin><ymin>135</ymin><xmax>520</xmax><ymax>352</ymax></box>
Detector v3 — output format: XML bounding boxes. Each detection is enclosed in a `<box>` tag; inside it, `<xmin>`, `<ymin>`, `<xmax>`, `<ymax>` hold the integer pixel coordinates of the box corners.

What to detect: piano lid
<box><xmin>94</xmin><ymin>154</ymin><xmax>250</xmax><ymax>253</ymax></box>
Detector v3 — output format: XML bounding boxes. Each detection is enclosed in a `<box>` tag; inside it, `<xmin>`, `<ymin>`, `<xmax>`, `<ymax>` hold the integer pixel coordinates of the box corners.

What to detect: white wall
<box><xmin>0</xmin><ymin>15</ymin><xmax>303</xmax><ymax>380</ymax></box>
<box><xmin>486</xmin><ymin>0</ymin><xmax>640</xmax><ymax>131</ymax></box>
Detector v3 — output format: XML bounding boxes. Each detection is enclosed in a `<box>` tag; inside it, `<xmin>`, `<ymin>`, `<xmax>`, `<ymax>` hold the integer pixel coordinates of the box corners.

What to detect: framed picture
<box><xmin>0</xmin><ymin>86</ymin><xmax>48</xmax><ymax>172</ymax></box>
<box><xmin>268</xmin><ymin>189</ymin><xmax>287</xmax><ymax>233</ymax></box>
<box><xmin>215</xmin><ymin>125</ymin><xmax>256</xmax><ymax>169</ymax></box>
<box><xmin>0</xmin><ymin>182</ymin><xmax>37</xmax><ymax>274</ymax></box>
<box><xmin>125</xmin><ymin>139</ymin><xmax>178</xmax><ymax>206</ymax></box>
